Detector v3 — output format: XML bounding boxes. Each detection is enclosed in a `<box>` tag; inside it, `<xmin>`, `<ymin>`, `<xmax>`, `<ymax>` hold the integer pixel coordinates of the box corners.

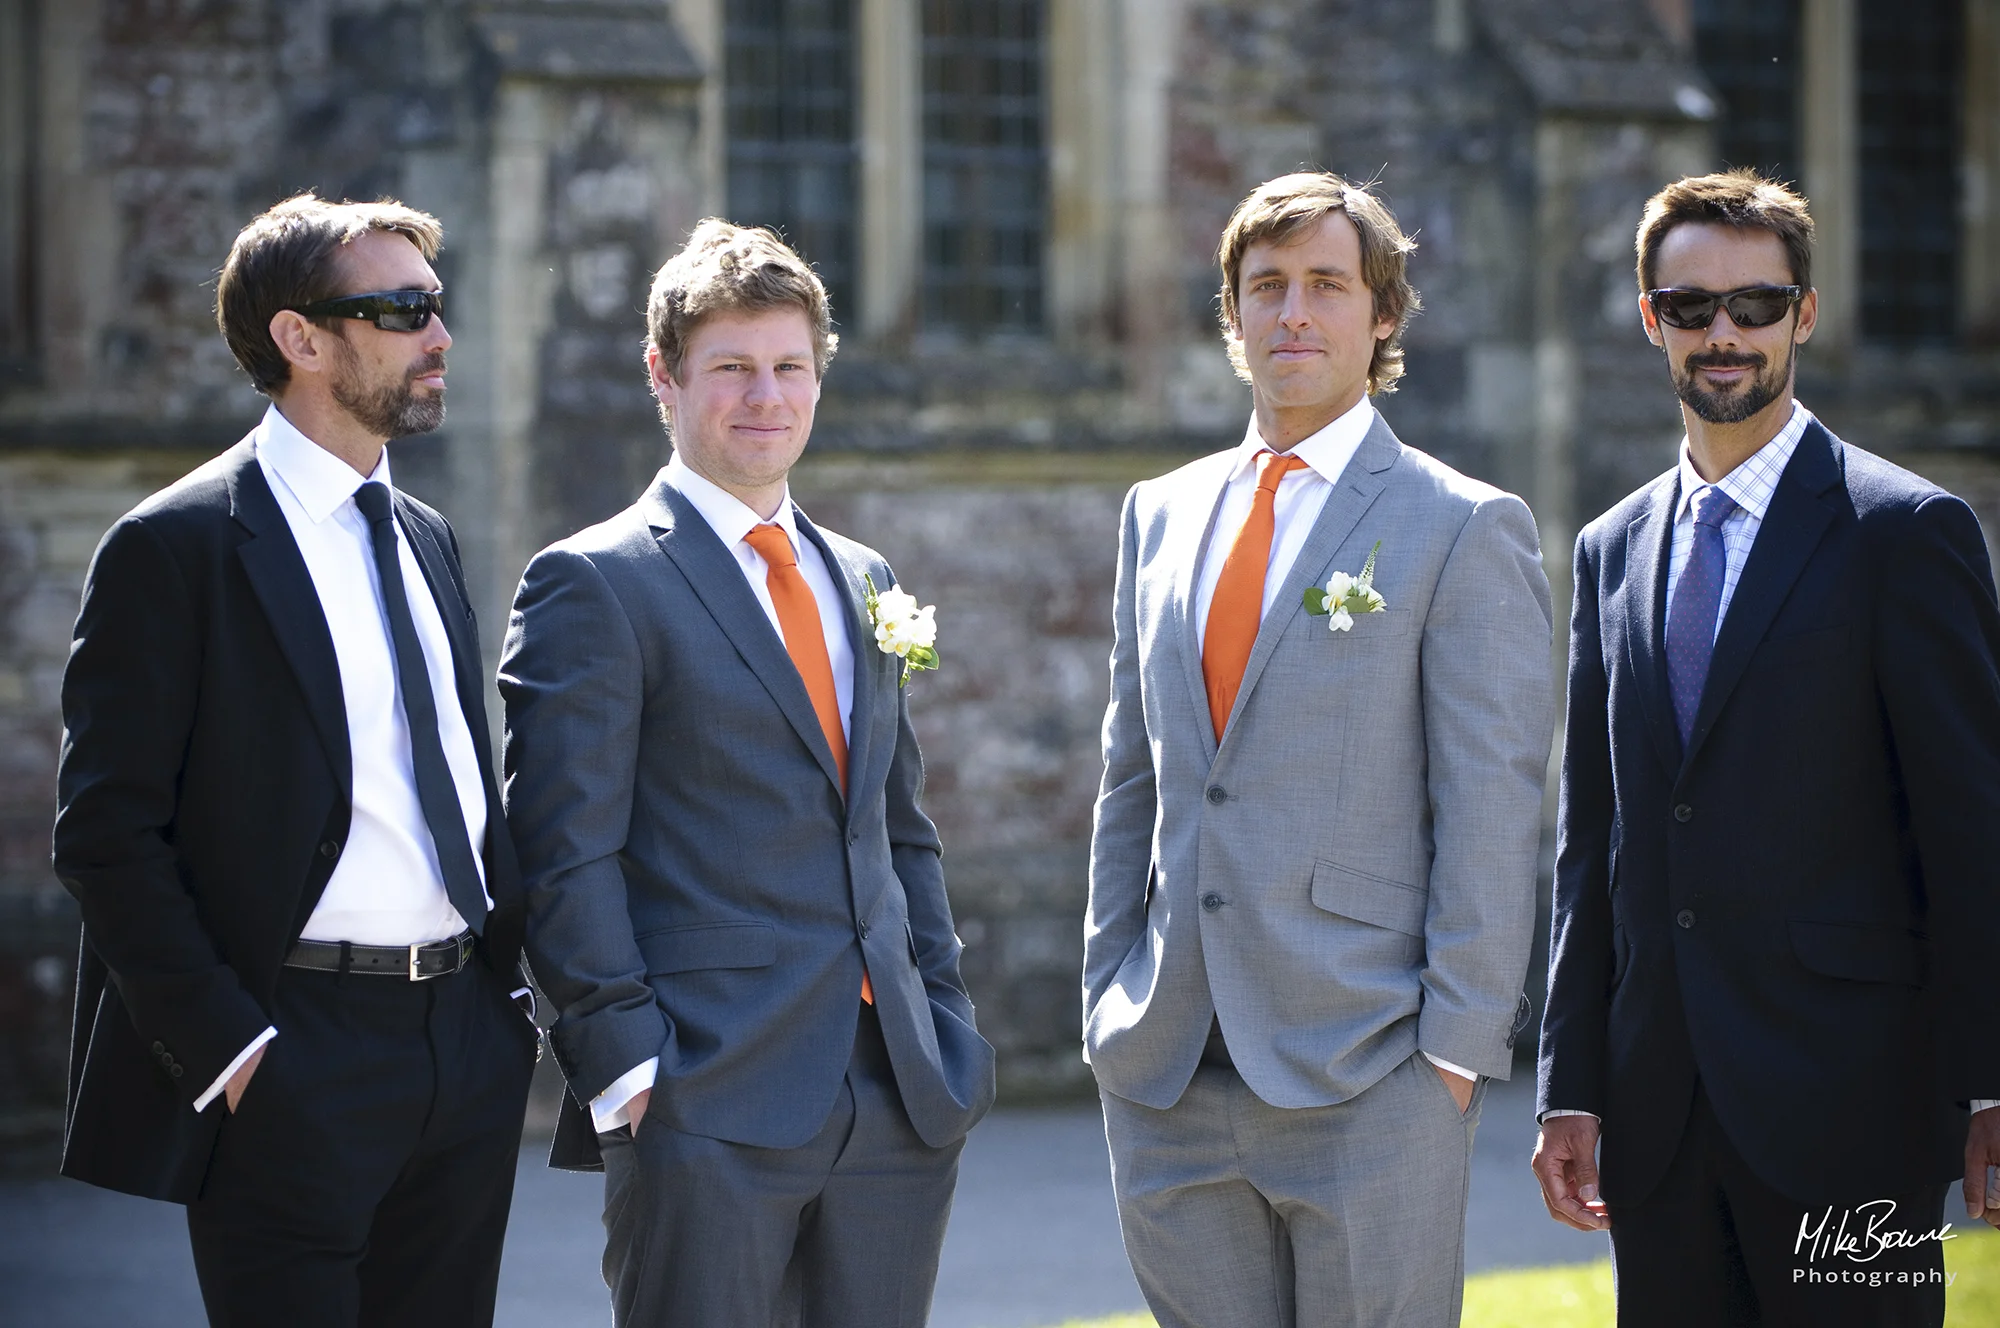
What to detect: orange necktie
<box><xmin>741</xmin><ymin>523</ymin><xmax>870</xmax><ymax>1003</ymax></box>
<box><xmin>1202</xmin><ymin>450</ymin><xmax>1306</xmax><ymax>742</ymax></box>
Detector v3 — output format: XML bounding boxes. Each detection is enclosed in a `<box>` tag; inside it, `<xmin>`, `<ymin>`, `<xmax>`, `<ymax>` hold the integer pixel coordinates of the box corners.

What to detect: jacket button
<box><xmin>1673</xmin><ymin>804</ymin><xmax>1693</xmax><ymax>823</ymax></box>
<box><xmin>169</xmin><ymin>1064</ymin><xmax>184</xmax><ymax>1078</ymax></box>
<box><xmin>319</xmin><ymin>839</ymin><xmax>341</xmax><ymax>859</ymax></box>
<box><xmin>1677</xmin><ymin>909</ymin><xmax>1696</xmax><ymax>929</ymax></box>
<box><xmin>859</xmin><ymin>920</ymin><xmax>872</xmax><ymax>939</ymax></box>
<box><xmin>1206</xmin><ymin>786</ymin><xmax>1227</xmax><ymax>805</ymax></box>
<box><xmin>152</xmin><ymin>1041</ymin><xmax>165</xmax><ymax>1056</ymax></box>
<box><xmin>1201</xmin><ymin>892</ymin><xmax>1224</xmax><ymax>912</ymax></box>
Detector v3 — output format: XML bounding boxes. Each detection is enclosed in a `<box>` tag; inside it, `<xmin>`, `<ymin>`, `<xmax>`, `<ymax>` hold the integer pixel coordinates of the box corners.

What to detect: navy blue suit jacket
<box><xmin>1538</xmin><ymin>419</ymin><xmax>2000</xmax><ymax>1207</ymax></box>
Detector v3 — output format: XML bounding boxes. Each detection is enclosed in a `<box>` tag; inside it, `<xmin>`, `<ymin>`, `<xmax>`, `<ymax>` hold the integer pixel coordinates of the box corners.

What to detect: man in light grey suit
<box><xmin>1085</xmin><ymin>172</ymin><xmax>1555</xmax><ymax>1326</ymax></box>
<box><xmin>501</xmin><ymin>220</ymin><xmax>995</xmax><ymax>1326</ymax></box>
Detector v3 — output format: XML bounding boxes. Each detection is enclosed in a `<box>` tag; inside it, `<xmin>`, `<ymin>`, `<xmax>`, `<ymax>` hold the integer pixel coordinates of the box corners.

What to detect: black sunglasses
<box><xmin>1645</xmin><ymin>285</ymin><xmax>1802</xmax><ymax>331</ymax></box>
<box><xmin>292</xmin><ymin>288</ymin><xmax>443</xmax><ymax>332</ymax></box>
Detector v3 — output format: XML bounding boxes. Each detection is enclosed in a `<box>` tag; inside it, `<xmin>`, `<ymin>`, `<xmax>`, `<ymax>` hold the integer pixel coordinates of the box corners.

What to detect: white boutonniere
<box><xmin>863</xmin><ymin>574</ymin><xmax>940</xmax><ymax>685</ymax></box>
<box><xmin>1303</xmin><ymin>540</ymin><xmax>1388</xmax><ymax>632</ymax></box>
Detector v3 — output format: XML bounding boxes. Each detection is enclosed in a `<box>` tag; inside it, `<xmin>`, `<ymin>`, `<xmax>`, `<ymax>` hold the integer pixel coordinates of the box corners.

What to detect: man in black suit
<box><xmin>53</xmin><ymin>194</ymin><xmax>536</xmax><ymax>1327</ymax></box>
<box><xmin>1532</xmin><ymin>169</ymin><xmax>2000</xmax><ymax>1327</ymax></box>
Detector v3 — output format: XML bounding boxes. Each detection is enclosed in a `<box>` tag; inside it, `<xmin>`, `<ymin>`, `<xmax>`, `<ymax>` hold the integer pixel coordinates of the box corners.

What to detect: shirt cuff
<box><xmin>1539</xmin><ymin>1108</ymin><xmax>1600</xmax><ymax>1123</ymax></box>
<box><xmin>1422</xmin><ymin>1052</ymin><xmax>1479</xmax><ymax>1082</ymax></box>
<box><xmin>591</xmin><ymin>1057</ymin><xmax>659</xmax><ymax>1133</ymax></box>
<box><xmin>194</xmin><ymin>1026</ymin><xmax>277</xmax><ymax>1114</ymax></box>
<box><xmin>1973</xmin><ymin>1100</ymin><xmax>2000</xmax><ymax>1114</ymax></box>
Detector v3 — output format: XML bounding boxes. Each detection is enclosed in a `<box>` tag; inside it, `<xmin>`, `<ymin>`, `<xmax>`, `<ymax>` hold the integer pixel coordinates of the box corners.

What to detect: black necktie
<box><xmin>352</xmin><ymin>481</ymin><xmax>486</xmax><ymax>934</ymax></box>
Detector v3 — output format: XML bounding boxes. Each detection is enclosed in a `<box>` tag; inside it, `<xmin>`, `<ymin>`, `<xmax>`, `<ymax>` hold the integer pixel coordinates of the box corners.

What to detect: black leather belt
<box><xmin>285</xmin><ymin>931</ymin><xmax>475</xmax><ymax>980</ymax></box>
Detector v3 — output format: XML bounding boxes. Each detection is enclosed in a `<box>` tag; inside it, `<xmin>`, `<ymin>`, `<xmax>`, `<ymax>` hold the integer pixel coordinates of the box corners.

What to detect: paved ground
<box><xmin>0</xmin><ymin>1074</ymin><xmax>1608</xmax><ymax>1328</ymax></box>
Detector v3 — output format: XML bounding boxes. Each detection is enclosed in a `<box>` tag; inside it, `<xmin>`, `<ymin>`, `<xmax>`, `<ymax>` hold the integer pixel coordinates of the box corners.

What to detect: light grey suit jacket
<box><xmin>501</xmin><ymin>472</ymin><xmax>995</xmax><ymax>1169</ymax></box>
<box><xmin>1084</xmin><ymin>413</ymin><xmax>1555</xmax><ymax>1111</ymax></box>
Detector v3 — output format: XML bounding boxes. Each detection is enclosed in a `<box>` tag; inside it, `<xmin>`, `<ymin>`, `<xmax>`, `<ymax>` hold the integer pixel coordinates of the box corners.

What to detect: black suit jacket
<box><xmin>1538</xmin><ymin>419</ymin><xmax>2000</xmax><ymax>1207</ymax></box>
<box><xmin>52</xmin><ymin>436</ymin><xmax>524</xmax><ymax>1203</ymax></box>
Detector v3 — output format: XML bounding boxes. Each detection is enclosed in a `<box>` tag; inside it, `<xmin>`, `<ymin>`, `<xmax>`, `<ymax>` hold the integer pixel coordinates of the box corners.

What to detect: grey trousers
<box><xmin>598</xmin><ymin>1005</ymin><xmax>963</xmax><ymax>1327</ymax></box>
<box><xmin>1101</xmin><ymin>1050</ymin><xmax>1486</xmax><ymax>1328</ymax></box>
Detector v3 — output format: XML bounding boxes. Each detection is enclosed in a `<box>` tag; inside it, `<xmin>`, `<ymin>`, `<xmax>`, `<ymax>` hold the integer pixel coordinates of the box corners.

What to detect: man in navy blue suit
<box><xmin>1532</xmin><ymin>169</ymin><xmax>2000</xmax><ymax>1327</ymax></box>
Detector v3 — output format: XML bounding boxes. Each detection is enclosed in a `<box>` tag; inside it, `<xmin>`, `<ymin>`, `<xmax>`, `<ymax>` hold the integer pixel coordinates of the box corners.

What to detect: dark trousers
<box><xmin>1611</xmin><ymin>1083</ymin><xmax>1949</xmax><ymax>1328</ymax></box>
<box><xmin>186</xmin><ymin>958</ymin><xmax>537</xmax><ymax>1328</ymax></box>
<box><xmin>598</xmin><ymin>1003</ymin><xmax>964</xmax><ymax>1328</ymax></box>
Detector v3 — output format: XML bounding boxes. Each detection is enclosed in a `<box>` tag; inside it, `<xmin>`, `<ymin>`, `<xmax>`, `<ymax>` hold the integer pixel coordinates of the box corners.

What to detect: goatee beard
<box><xmin>1674</xmin><ymin>341</ymin><xmax>1793</xmax><ymax>425</ymax></box>
<box><xmin>332</xmin><ymin>348</ymin><xmax>447</xmax><ymax>439</ymax></box>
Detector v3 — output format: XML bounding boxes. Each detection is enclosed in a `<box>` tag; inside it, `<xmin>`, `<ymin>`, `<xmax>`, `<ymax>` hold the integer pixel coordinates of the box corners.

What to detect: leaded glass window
<box><xmin>1691</xmin><ymin>0</ymin><xmax>1800</xmax><ymax>184</ymax></box>
<box><xmin>1858</xmin><ymin>0</ymin><xmax>1960</xmax><ymax>344</ymax></box>
<box><xmin>0</xmin><ymin>0</ymin><xmax>36</xmax><ymax>381</ymax></box>
<box><xmin>726</xmin><ymin>0</ymin><xmax>858</xmax><ymax>323</ymax></box>
<box><xmin>921</xmin><ymin>0</ymin><xmax>1046</xmax><ymax>337</ymax></box>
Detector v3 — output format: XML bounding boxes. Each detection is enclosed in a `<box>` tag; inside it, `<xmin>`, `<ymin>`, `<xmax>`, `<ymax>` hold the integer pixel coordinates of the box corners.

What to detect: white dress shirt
<box><xmin>1544</xmin><ymin>399</ymin><xmax>1999</xmax><ymax>1121</ymax></box>
<box><xmin>195</xmin><ymin>405</ymin><xmax>492</xmax><ymax>1112</ymax></box>
<box><xmin>589</xmin><ymin>452</ymin><xmax>858</xmax><ymax>1133</ymax></box>
<box><xmin>1194</xmin><ymin>399</ymin><xmax>1478</xmax><ymax>1086</ymax></box>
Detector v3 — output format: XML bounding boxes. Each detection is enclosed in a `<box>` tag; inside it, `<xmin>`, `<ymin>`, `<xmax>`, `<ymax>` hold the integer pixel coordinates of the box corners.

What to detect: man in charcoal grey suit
<box><xmin>501</xmin><ymin>220</ymin><xmax>994</xmax><ymax>1327</ymax></box>
<box><xmin>1085</xmin><ymin>172</ymin><xmax>1555</xmax><ymax>1326</ymax></box>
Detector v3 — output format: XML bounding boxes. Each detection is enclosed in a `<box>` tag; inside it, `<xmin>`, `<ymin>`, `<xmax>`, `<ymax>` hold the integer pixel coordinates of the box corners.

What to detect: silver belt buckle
<box><xmin>410</xmin><ymin>942</ymin><xmax>438</xmax><ymax>981</ymax></box>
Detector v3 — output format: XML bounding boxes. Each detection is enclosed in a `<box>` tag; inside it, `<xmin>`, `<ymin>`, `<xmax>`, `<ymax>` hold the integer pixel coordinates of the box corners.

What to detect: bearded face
<box><xmin>328</xmin><ymin>328</ymin><xmax>447</xmax><ymax>439</ymax></box>
<box><xmin>1669</xmin><ymin>337</ymin><xmax>1796</xmax><ymax>426</ymax></box>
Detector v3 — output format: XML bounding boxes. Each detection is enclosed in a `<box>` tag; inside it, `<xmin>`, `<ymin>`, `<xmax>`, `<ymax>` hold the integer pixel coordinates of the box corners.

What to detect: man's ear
<box><xmin>1792</xmin><ymin>287</ymin><xmax>1818</xmax><ymax>346</ymax></box>
<box><xmin>1638</xmin><ymin>291</ymin><xmax>1663</xmax><ymax>348</ymax></box>
<box><xmin>269</xmin><ymin>310</ymin><xmax>331</xmax><ymax>377</ymax></box>
<box><xmin>646</xmin><ymin>345</ymin><xmax>679</xmax><ymax>410</ymax></box>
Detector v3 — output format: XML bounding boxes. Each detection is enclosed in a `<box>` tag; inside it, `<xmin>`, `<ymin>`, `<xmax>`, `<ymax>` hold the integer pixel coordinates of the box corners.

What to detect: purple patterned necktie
<box><xmin>1666</xmin><ymin>484</ymin><xmax>1739</xmax><ymax>747</ymax></box>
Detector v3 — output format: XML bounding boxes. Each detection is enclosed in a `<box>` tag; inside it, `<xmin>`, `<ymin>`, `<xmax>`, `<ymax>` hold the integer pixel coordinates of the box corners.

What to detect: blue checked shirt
<box><xmin>1664</xmin><ymin>399</ymin><xmax>1810</xmax><ymax>641</ymax></box>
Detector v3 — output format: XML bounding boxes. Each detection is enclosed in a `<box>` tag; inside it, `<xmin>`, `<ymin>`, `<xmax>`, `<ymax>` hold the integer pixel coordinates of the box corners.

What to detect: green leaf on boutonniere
<box><xmin>1303</xmin><ymin>586</ymin><xmax>1330</xmax><ymax>614</ymax></box>
<box><xmin>863</xmin><ymin>572</ymin><xmax>941</xmax><ymax>686</ymax></box>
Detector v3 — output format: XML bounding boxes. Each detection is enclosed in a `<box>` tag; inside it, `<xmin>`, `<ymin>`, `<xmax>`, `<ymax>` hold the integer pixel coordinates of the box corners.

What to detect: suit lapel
<box><xmin>225</xmin><ymin>442</ymin><xmax>353</xmax><ymax>796</ymax></box>
<box><xmin>795</xmin><ymin>506</ymin><xmax>878</xmax><ymax>810</ymax></box>
<box><xmin>642</xmin><ymin>478</ymin><xmax>847</xmax><ymax>797</ymax></box>
<box><xmin>1221</xmin><ymin>416</ymin><xmax>1396</xmax><ymax>744</ymax></box>
<box><xmin>1622</xmin><ymin>472</ymin><xmax>1682</xmax><ymax>774</ymax></box>
<box><xmin>1681</xmin><ymin>424</ymin><xmax>1840</xmax><ymax>772</ymax></box>
<box><xmin>1168</xmin><ymin>453</ymin><xmax>1241</xmax><ymax>760</ymax></box>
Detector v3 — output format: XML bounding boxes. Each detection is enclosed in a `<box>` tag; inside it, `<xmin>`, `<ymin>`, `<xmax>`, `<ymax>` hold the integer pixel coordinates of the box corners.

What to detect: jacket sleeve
<box><xmin>1537</xmin><ymin>531</ymin><xmax>1616</xmax><ymax>1118</ymax></box>
<box><xmin>1413</xmin><ymin>493</ymin><xmax>1556</xmax><ymax>1079</ymax></box>
<box><xmin>875</xmin><ymin>564</ymin><xmax>979</xmax><ymax>1034</ymax></box>
<box><xmin>1083</xmin><ymin>484</ymin><xmax>1157</xmax><ymax>1037</ymax></box>
<box><xmin>53</xmin><ymin>515</ymin><xmax>271</xmax><ymax>1104</ymax></box>
<box><xmin>500</xmin><ymin>547</ymin><xmax>665</xmax><ymax>1103</ymax></box>
<box><xmin>1873</xmin><ymin>494</ymin><xmax>2000</xmax><ymax>1102</ymax></box>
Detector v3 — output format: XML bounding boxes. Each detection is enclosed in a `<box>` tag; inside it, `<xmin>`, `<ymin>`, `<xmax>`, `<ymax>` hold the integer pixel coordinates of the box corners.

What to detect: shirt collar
<box><xmin>1674</xmin><ymin>399</ymin><xmax>1812</xmax><ymax>524</ymax></box>
<box><xmin>666</xmin><ymin>450</ymin><xmax>801</xmax><ymax>555</ymax></box>
<box><xmin>1229</xmin><ymin>396</ymin><xmax>1377</xmax><ymax>486</ymax></box>
<box><xmin>254</xmin><ymin>404</ymin><xmax>389</xmax><ymax>524</ymax></box>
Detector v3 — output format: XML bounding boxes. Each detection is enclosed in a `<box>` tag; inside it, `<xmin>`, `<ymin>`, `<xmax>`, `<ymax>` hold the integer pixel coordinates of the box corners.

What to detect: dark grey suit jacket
<box><xmin>501</xmin><ymin>471</ymin><xmax>995</xmax><ymax>1169</ymax></box>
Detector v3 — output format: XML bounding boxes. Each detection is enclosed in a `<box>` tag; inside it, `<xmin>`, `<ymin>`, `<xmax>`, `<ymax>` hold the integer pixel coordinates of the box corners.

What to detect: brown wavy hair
<box><xmin>645</xmin><ymin>219</ymin><xmax>839</xmax><ymax>385</ymax></box>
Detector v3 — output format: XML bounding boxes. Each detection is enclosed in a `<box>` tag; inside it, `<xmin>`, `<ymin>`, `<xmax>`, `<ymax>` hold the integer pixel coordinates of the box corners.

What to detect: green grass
<box><xmin>1037</xmin><ymin>1226</ymin><xmax>2000</xmax><ymax>1327</ymax></box>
